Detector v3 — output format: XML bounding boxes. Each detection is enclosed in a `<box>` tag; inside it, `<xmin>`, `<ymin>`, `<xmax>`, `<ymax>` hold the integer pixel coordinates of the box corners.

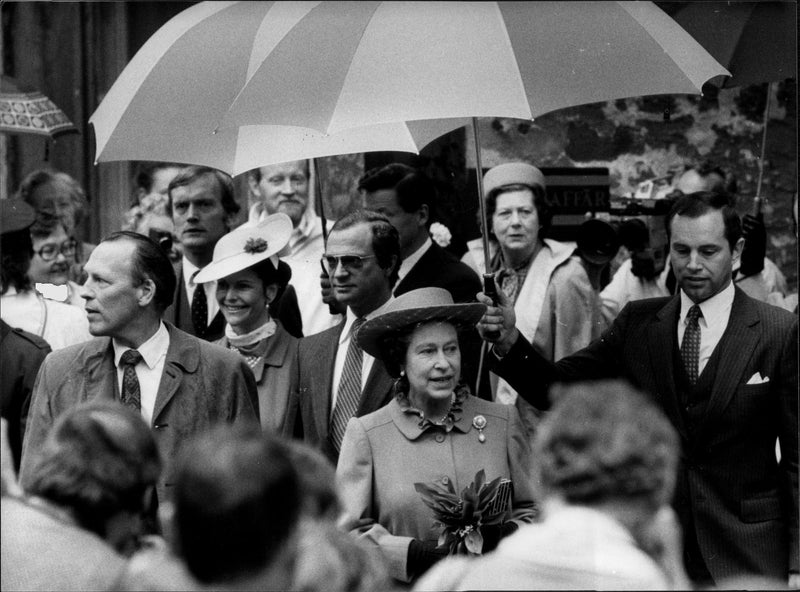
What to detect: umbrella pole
<box><xmin>471</xmin><ymin>116</ymin><xmax>498</xmax><ymax>400</ymax></box>
<box><xmin>753</xmin><ymin>83</ymin><xmax>773</xmax><ymax>216</ymax></box>
<box><xmin>313</xmin><ymin>157</ymin><xmax>339</xmax><ymax>317</ymax></box>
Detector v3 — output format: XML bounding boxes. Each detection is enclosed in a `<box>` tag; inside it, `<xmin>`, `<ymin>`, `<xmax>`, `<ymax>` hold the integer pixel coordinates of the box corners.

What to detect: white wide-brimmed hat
<box><xmin>193</xmin><ymin>213</ymin><xmax>292</xmax><ymax>283</ymax></box>
<box><xmin>356</xmin><ymin>287</ymin><xmax>486</xmax><ymax>360</ymax></box>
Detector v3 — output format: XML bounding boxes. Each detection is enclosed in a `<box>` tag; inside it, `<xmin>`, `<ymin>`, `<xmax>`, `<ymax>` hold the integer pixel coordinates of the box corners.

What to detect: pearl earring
<box><xmin>400</xmin><ymin>370</ymin><xmax>405</xmax><ymax>377</ymax></box>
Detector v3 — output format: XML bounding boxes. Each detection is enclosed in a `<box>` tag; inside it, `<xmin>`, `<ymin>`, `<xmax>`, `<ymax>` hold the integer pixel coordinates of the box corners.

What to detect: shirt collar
<box><xmin>182</xmin><ymin>256</ymin><xmax>201</xmax><ymax>286</ymax></box>
<box><xmin>679</xmin><ymin>280</ymin><xmax>735</xmax><ymax>327</ymax></box>
<box><xmin>339</xmin><ymin>295</ymin><xmax>395</xmax><ymax>346</ymax></box>
<box><xmin>398</xmin><ymin>237</ymin><xmax>432</xmax><ymax>280</ymax></box>
<box><xmin>113</xmin><ymin>321</ymin><xmax>170</xmax><ymax>370</ymax></box>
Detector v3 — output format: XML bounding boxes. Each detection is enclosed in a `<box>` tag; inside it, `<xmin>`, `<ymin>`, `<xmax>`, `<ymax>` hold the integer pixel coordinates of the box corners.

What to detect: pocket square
<box><xmin>746</xmin><ymin>372</ymin><xmax>770</xmax><ymax>385</ymax></box>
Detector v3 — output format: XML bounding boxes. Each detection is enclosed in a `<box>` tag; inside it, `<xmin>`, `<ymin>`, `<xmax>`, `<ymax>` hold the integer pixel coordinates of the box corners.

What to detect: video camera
<box><xmin>541</xmin><ymin>168</ymin><xmax>676</xmax><ymax>280</ymax></box>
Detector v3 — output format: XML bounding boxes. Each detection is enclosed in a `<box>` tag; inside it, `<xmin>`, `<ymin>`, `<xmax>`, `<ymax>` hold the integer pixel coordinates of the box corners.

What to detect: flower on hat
<box><xmin>429</xmin><ymin>222</ymin><xmax>452</xmax><ymax>248</ymax></box>
<box><xmin>244</xmin><ymin>237</ymin><xmax>268</xmax><ymax>254</ymax></box>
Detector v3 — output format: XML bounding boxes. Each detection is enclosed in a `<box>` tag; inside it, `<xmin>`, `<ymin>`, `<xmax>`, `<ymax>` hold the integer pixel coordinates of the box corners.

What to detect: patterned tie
<box><xmin>680</xmin><ymin>305</ymin><xmax>703</xmax><ymax>385</ymax></box>
<box><xmin>191</xmin><ymin>273</ymin><xmax>208</xmax><ymax>337</ymax></box>
<box><xmin>330</xmin><ymin>318</ymin><xmax>366</xmax><ymax>452</ymax></box>
<box><xmin>120</xmin><ymin>349</ymin><xmax>143</xmax><ymax>411</ymax></box>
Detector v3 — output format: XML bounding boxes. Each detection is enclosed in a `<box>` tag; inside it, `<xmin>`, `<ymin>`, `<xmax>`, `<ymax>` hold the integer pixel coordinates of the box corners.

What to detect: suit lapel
<box><xmin>83</xmin><ymin>338</ymin><xmax>119</xmax><ymax>402</ymax></box>
<box><xmin>358</xmin><ymin>359</ymin><xmax>393</xmax><ymax>416</ymax></box>
<box><xmin>647</xmin><ymin>296</ymin><xmax>689</xmax><ymax>441</ymax></box>
<box><xmin>697</xmin><ymin>289</ymin><xmax>760</xmax><ymax>433</ymax></box>
<box><xmin>152</xmin><ymin>324</ymin><xmax>200</xmax><ymax>422</ymax></box>
<box><xmin>313</xmin><ymin>323</ymin><xmax>343</xmax><ymax>438</ymax></box>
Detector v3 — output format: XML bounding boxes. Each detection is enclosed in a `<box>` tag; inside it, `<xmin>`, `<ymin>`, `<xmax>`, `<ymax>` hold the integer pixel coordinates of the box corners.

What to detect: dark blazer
<box><xmin>0</xmin><ymin>320</ymin><xmax>51</xmax><ymax>471</ymax></box>
<box><xmin>19</xmin><ymin>322</ymin><xmax>259</xmax><ymax>505</ymax></box>
<box><xmin>164</xmin><ymin>262</ymin><xmax>304</xmax><ymax>340</ymax></box>
<box><xmin>291</xmin><ymin>320</ymin><xmax>394</xmax><ymax>464</ymax></box>
<box><xmin>493</xmin><ymin>288</ymin><xmax>799</xmax><ymax>582</ymax></box>
<box><xmin>394</xmin><ymin>242</ymin><xmax>481</xmax><ymax>304</ymax></box>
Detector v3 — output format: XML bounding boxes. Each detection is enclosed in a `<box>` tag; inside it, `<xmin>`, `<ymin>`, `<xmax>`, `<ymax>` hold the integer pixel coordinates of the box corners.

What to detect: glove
<box><xmin>480</xmin><ymin>521</ymin><xmax>519</xmax><ymax>554</ymax></box>
<box><xmin>407</xmin><ymin>538</ymin><xmax>448</xmax><ymax>579</ymax></box>
<box><xmin>739</xmin><ymin>213</ymin><xmax>766</xmax><ymax>277</ymax></box>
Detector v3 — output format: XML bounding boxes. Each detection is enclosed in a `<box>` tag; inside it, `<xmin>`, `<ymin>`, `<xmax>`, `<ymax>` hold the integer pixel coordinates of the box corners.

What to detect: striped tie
<box><xmin>330</xmin><ymin>318</ymin><xmax>366</xmax><ymax>452</ymax></box>
<box><xmin>680</xmin><ymin>305</ymin><xmax>702</xmax><ymax>384</ymax></box>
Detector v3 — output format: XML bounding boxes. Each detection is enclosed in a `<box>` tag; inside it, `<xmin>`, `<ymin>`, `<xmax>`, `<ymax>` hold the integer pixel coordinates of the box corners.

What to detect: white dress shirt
<box><xmin>113</xmin><ymin>322</ymin><xmax>170</xmax><ymax>426</ymax></box>
<box><xmin>330</xmin><ymin>297</ymin><xmax>394</xmax><ymax>416</ymax></box>
<box><xmin>678</xmin><ymin>281</ymin><xmax>734</xmax><ymax>376</ymax></box>
<box><xmin>396</xmin><ymin>237</ymin><xmax>432</xmax><ymax>284</ymax></box>
<box><xmin>182</xmin><ymin>256</ymin><xmax>219</xmax><ymax>327</ymax></box>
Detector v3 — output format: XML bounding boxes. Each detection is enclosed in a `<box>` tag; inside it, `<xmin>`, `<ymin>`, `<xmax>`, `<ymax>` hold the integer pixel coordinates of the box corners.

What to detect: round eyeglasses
<box><xmin>35</xmin><ymin>238</ymin><xmax>78</xmax><ymax>262</ymax></box>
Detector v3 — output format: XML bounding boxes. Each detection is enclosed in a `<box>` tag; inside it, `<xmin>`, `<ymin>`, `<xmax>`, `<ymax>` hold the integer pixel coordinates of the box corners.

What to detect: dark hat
<box><xmin>356</xmin><ymin>288</ymin><xmax>486</xmax><ymax>360</ymax></box>
<box><xmin>0</xmin><ymin>199</ymin><xmax>36</xmax><ymax>235</ymax></box>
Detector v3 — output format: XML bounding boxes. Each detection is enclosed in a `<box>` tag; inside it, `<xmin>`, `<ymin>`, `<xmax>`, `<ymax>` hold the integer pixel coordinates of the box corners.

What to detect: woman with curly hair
<box><xmin>415</xmin><ymin>379</ymin><xmax>689</xmax><ymax>591</ymax></box>
<box><xmin>336</xmin><ymin>287</ymin><xmax>537</xmax><ymax>585</ymax></box>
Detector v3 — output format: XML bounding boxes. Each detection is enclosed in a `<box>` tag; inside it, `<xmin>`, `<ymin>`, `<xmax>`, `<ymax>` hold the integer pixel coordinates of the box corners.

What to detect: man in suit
<box><xmin>476</xmin><ymin>191</ymin><xmax>798</xmax><ymax>587</ymax></box>
<box><xmin>20</xmin><ymin>231</ymin><xmax>259</xmax><ymax>507</ymax></box>
<box><xmin>359</xmin><ymin>163</ymin><xmax>480</xmax><ymax>303</ymax></box>
<box><xmin>4</xmin><ymin>402</ymin><xmax>161</xmax><ymax>590</ymax></box>
<box><xmin>163</xmin><ymin>166</ymin><xmax>239</xmax><ymax>342</ymax></box>
<box><xmin>292</xmin><ymin>210</ymin><xmax>400</xmax><ymax>464</ymax></box>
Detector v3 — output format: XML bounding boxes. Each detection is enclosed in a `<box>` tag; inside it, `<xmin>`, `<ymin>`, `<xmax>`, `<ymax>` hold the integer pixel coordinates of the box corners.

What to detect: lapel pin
<box><xmin>472</xmin><ymin>415</ymin><xmax>487</xmax><ymax>443</ymax></box>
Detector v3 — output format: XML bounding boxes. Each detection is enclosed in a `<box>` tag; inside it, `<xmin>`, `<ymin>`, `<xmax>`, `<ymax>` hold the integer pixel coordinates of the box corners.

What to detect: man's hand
<box><xmin>476</xmin><ymin>288</ymin><xmax>519</xmax><ymax>358</ymax></box>
<box><xmin>739</xmin><ymin>212</ymin><xmax>766</xmax><ymax>277</ymax></box>
<box><xmin>319</xmin><ymin>267</ymin><xmax>346</xmax><ymax>316</ymax></box>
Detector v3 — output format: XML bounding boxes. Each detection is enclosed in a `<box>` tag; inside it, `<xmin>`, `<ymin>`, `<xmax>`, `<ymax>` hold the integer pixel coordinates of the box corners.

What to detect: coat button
<box><xmin>435</xmin><ymin>433</ymin><xmax>445</xmax><ymax>443</ymax></box>
<box><xmin>442</xmin><ymin>476</ymin><xmax>449</xmax><ymax>484</ymax></box>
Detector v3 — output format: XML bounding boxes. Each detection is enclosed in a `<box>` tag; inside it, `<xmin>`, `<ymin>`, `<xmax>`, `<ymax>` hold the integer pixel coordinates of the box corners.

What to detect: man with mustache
<box><xmin>247</xmin><ymin>160</ymin><xmax>341</xmax><ymax>336</ymax></box>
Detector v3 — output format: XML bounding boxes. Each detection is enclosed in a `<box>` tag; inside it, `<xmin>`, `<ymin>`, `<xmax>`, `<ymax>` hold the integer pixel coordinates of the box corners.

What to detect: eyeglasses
<box><xmin>35</xmin><ymin>238</ymin><xmax>78</xmax><ymax>262</ymax></box>
<box><xmin>321</xmin><ymin>254</ymin><xmax>376</xmax><ymax>274</ymax></box>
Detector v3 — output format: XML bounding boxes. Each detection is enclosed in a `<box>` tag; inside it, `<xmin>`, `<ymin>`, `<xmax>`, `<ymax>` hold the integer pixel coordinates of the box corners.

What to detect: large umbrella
<box><xmin>662</xmin><ymin>1</ymin><xmax>797</xmax><ymax>211</ymax></box>
<box><xmin>91</xmin><ymin>1</ymin><xmax>727</xmax><ymax>265</ymax></box>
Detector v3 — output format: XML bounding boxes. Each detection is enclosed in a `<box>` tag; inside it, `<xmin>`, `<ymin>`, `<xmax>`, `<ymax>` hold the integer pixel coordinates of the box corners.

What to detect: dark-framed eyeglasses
<box><xmin>321</xmin><ymin>254</ymin><xmax>376</xmax><ymax>274</ymax></box>
<box><xmin>35</xmin><ymin>238</ymin><xmax>78</xmax><ymax>262</ymax></box>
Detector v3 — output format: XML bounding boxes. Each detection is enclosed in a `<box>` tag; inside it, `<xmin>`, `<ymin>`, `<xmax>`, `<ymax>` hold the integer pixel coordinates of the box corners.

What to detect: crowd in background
<box><xmin>1</xmin><ymin>156</ymin><xmax>797</xmax><ymax>590</ymax></box>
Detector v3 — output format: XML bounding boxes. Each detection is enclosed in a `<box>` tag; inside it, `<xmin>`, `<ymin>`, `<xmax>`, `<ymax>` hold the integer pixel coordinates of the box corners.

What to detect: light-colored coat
<box><xmin>20</xmin><ymin>322</ymin><xmax>259</xmax><ymax>504</ymax></box>
<box><xmin>215</xmin><ymin>322</ymin><xmax>298</xmax><ymax>436</ymax></box>
<box><xmin>337</xmin><ymin>395</ymin><xmax>538</xmax><ymax>583</ymax></box>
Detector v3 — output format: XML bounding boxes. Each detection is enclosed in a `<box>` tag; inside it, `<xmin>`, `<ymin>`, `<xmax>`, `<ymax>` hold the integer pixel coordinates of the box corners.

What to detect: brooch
<box><xmin>472</xmin><ymin>415</ymin><xmax>487</xmax><ymax>443</ymax></box>
<box><xmin>243</xmin><ymin>237</ymin><xmax>268</xmax><ymax>254</ymax></box>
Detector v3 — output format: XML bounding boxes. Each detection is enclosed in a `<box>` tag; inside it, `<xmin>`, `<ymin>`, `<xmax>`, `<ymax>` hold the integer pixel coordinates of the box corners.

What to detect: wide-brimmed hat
<box><xmin>483</xmin><ymin>162</ymin><xmax>546</xmax><ymax>196</ymax></box>
<box><xmin>0</xmin><ymin>199</ymin><xmax>36</xmax><ymax>235</ymax></box>
<box><xmin>356</xmin><ymin>287</ymin><xmax>486</xmax><ymax>360</ymax></box>
<box><xmin>194</xmin><ymin>213</ymin><xmax>292</xmax><ymax>283</ymax></box>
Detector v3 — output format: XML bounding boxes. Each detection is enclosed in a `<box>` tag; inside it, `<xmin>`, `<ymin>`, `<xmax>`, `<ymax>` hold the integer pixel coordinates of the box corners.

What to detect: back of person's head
<box><xmin>534</xmin><ymin>379</ymin><xmax>679</xmax><ymax>511</ymax></box>
<box><xmin>682</xmin><ymin>160</ymin><xmax>737</xmax><ymax>196</ymax></box>
<box><xmin>359</xmin><ymin>163</ymin><xmax>436</xmax><ymax>221</ymax></box>
<box><xmin>25</xmin><ymin>401</ymin><xmax>161</xmax><ymax>539</ymax></box>
<box><xmin>0</xmin><ymin>229</ymin><xmax>33</xmax><ymax>294</ymax></box>
<box><xmin>101</xmin><ymin>231</ymin><xmax>177</xmax><ymax>312</ymax></box>
<box><xmin>166</xmin><ymin>165</ymin><xmax>240</xmax><ymax>217</ymax></box>
<box><xmin>330</xmin><ymin>209</ymin><xmax>401</xmax><ymax>287</ymax></box>
<box><xmin>666</xmin><ymin>190</ymin><xmax>742</xmax><ymax>251</ymax></box>
<box><xmin>280</xmin><ymin>440</ymin><xmax>340</xmax><ymax>520</ymax></box>
<box><xmin>16</xmin><ymin>168</ymin><xmax>88</xmax><ymax>229</ymax></box>
<box><xmin>172</xmin><ymin>424</ymin><xmax>302</xmax><ymax>585</ymax></box>
<box><xmin>134</xmin><ymin>161</ymin><xmax>186</xmax><ymax>194</ymax></box>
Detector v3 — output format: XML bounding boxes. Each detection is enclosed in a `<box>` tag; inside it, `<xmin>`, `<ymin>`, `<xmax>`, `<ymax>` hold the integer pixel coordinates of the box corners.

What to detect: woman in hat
<box><xmin>193</xmin><ymin>213</ymin><xmax>298</xmax><ymax>435</ymax></box>
<box><xmin>336</xmin><ymin>287</ymin><xmax>537</xmax><ymax>585</ymax></box>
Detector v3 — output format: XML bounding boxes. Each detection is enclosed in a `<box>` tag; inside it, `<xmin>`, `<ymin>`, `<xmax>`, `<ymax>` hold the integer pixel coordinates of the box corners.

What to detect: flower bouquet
<box><xmin>414</xmin><ymin>469</ymin><xmax>510</xmax><ymax>556</ymax></box>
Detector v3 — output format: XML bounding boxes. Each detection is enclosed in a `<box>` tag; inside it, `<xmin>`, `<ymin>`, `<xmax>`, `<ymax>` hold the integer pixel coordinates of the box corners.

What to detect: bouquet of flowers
<box><xmin>414</xmin><ymin>469</ymin><xmax>510</xmax><ymax>556</ymax></box>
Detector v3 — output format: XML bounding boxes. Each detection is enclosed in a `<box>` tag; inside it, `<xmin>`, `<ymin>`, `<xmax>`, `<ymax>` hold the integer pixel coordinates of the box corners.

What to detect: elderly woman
<box><xmin>28</xmin><ymin>216</ymin><xmax>84</xmax><ymax>308</ymax></box>
<box><xmin>194</xmin><ymin>214</ymin><xmax>298</xmax><ymax>435</ymax></box>
<box><xmin>415</xmin><ymin>379</ymin><xmax>689</xmax><ymax>591</ymax></box>
<box><xmin>481</xmin><ymin>163</ymin><xmax>605</xmax><ymax>422</ymax></box>
<box><xmin>336</xmin><ymin>287</ymin><xmax>537</xmax><ymax>585</ymax></box>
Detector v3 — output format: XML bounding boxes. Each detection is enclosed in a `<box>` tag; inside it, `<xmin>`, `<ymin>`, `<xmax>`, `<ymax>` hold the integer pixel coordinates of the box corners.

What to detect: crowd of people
<box><xmin>1</xmin><ymin>157</ymin><xmax>797</xmax><ymax>590</ymax></box>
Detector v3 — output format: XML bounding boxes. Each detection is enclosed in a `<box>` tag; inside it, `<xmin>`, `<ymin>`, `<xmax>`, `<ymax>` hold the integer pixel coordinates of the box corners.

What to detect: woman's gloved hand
<box><xmin>739</xmin><ymin>212</ymin><xmax>766</xmax><ymax>277</ymax></box>
<box><xmin>407</xmin><ymin>538</ymin><xmax>449</xmax><ymax>579</ymax></box>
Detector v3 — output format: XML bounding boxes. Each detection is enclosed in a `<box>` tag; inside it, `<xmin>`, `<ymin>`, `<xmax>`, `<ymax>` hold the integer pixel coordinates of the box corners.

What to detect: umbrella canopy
<box><xmin>661</xmin><ymin>1</ymin><xmax>796</xmax><ymax>89</ymax></box>
<box><xmin>0</xmin><ymin>75</ymin><xmax>77</xmax><ymax>138</ymax></box>
<box><xmin>91</xmin><ymin>0</ymin><xmax>728</xmax><ymax>162</ymax></box>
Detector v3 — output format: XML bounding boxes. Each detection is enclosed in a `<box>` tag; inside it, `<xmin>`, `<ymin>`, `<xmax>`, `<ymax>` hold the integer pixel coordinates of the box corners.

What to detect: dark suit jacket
<box><xmin>19</xmin><ymin>323</ymin><xmax>259</xmax><ymax>505</ymax></box>
<box><xmin>291</xmin><ymin>320</ymin><xmax>394</xmax><ymax>464</ymax></box>
<box><xmin>493</xmin><ymin>288</ymin><xmax>799</xmax><ymax>582</ymax></box>
<box><xmin>394</xmin><ymin>242</ymin><xmax>481</xmax><ymax>304</ymax></box>
<box><xmin>164</xmin><ymin>262</ymin><xmax>304</xmax><ymax>340</ymax></box>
